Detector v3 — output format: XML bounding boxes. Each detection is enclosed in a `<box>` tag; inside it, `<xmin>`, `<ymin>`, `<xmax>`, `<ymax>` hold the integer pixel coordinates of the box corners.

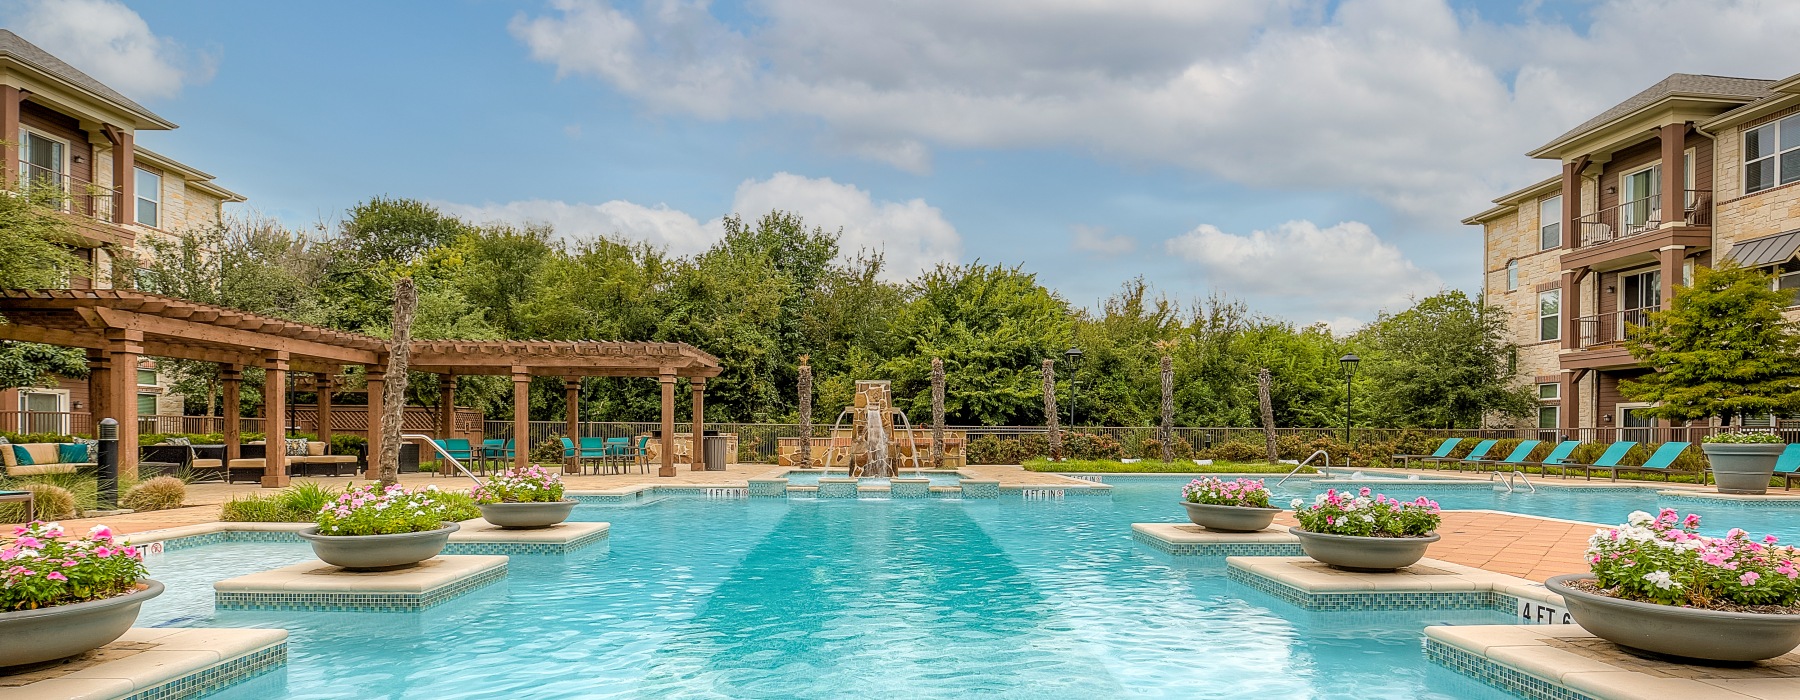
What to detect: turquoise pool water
<box><xmin>780</xmin><ymin>470</ymin><xmax>961</xmax><ymax>486</ymax></box>
<box><xmin>141</xmin><ymin>480</ymin><xmax>1517</xmax><ymax>699</ymax></box>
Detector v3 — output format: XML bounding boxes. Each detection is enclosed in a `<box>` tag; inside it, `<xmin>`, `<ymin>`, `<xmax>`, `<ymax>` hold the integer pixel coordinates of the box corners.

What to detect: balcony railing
<box><xmin>16</xmin><ymin>163</ymin><xmax>120</xmax><ymax>222</ymax></box>
<box><xmin>1575</xmin><ymin>306</ymin><xmax>1658</xmax><ymax>349</ymax></box>
<box><xmin>1575</xmin><ymin>190</ymin><xmax>1712</xmax><ymax>248</ymax></box>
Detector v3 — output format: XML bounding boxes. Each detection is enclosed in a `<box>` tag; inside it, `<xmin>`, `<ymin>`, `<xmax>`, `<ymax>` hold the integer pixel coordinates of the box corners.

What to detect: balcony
<box><xmin>16</xmin><ymin>163</ymin><xmax>132</xmax><ymax>247</ymax></box>
<box><xmin>1563</xmin><ymin>307</ymin><xmax>1656</xmax><ymax>370</ymax></box>
<box><xmin>1562</xmin><ymin>190</ymin><xmax>1712</xmax><ymax>272</ymax></box>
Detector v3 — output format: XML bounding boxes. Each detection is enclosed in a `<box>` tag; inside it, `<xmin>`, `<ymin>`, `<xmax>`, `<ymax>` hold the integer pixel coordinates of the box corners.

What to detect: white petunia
<box><xmin>1643</xmin><ymin>570</ymin><xmax>1680</xmax><ymax>590</ymax></box>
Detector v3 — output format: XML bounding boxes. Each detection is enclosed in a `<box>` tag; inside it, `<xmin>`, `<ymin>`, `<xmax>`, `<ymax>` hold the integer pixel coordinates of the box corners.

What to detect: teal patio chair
<box><xmin>1465</xmin><ymin>440</ymin><xmax>1540</xmax><ymax>473</ymax></box>
<box><xmin>1565</xmin><ymin>442</ymin><xmax>1639</xmax><ymax>481</ymax></box>
<box><xmin>1594</xmin><ymin>442</ymin><xmax>1690</xmax><ymax>482</ymax></box>
<box><xmin>1395</xmin><ymin>438</ymin><xmax>1462</xmax><ymax>469</ymax></box>
<box><xmin>1430</xmin><ymin>439</ymin><xmax>1496</xmax><ymax>471</ymax></box>
<box><xmin>1517</xmin><ymin>441</ymin><xmax>1581</xmax><ymax>478</ymax></box>
<box><xmin>1774</xmin><ymin>444</ymin><xmax>1800</xmax><ymax>490</ymax></box>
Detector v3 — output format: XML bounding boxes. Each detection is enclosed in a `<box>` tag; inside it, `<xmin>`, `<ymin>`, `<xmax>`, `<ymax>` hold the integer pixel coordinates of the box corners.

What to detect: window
<box><xmin>1537</xmin><ymin>383</ymin><xmax>1559</xmax><ymax>400</ymax></box>
<box><xmin>136</xmin><ymin>393</ymin><xmax>158</xmax><ymax>416</ymax></box>
<box><xmin>1538</xmin><ymin>196</ymin><xmax>1562</xmax><ymax>250</ymax></box>
<box><xmin>1538</xmin><ymin>406</ymin><xmax>1559</xmax><ymax>430</ymax></box>
<box><xmin>1505</xmin><ymin>260</ymin><xmax>1519</xmax><ymax>290</ymax></box>
<box><xmin>1538</xmin><ymin>290</ymin><xmax>1560</xmax><ymax>342</ymax></box>
<box><xmin>134</xmin><ymin>167</ymin><xmax>161</xmax><ymax>227</ymax></box>
<box><xmin>1775</xmin><ymin>260</ymin><xmax>1800</xmax><ymax>306</ymax></box>
<box><xmin>1621</xmin><ymin>269</ymin><xmax>1661</xmax><ymax>330</ymax></box>
<box><xmin>19</xmin><ymin>129</ymin><xmax>66</xmax><ymax>194</ymax></box>
<box><xmin>1621</xmin><ymin>406</ymin><xmax>1654</xmax><ymax>443</ymax></box>
<box><xmin>1744</xmin><ymin>115</ymin><xmax>1800</xmax><ymax>195</ymax></box>
<box><xmin>137</xmin><ymin>369</ymin><xmax>157</xmax><ymax>386</ymax></box>
<box><xmin>1621</xmin><ymin>164</ymin><xmax>1660</xmax><ymax>230</ymax></box>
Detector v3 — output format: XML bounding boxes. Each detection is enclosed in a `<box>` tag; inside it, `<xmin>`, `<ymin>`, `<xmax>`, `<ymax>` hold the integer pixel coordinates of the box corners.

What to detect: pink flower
<box><xmin>1683</xmin><ymin>514</ymin><xmax>1702</xmax><ymax>528</ymax></box>
<box><xmin>45</xmin><ymin>571</ymin><xmax>66</xmax><ymax>581</ymax></box>
<box><xmin>1742</xmin><ymin>572</ymin><xmax>1762</xmax><ymax>586</ymax></box>
<box><xmin>13</xmin><ymin>536</ymin><xmax>41</xmax><ymax>549</ymax></box>
<box><xmin>88</xmin><ymin>525</ymin><xmax>114</xmax><ymax>542</ymax></box>
<box><xmin>1359</xmin><ymin>487</ymin><xmax>1371</xmax><ymax>497</ymax></box>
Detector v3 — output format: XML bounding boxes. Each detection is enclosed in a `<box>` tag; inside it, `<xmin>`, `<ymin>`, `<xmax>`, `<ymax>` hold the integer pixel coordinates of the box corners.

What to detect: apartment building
<box><xmin>1466</xmin><ymin>72</ymin><xmax>1800</xmax><ymax>441</ymax></box>
<box><xmin>0</xmin><ymin>29</ymin><xmax>243</xmax><ymax>434</ymax></box>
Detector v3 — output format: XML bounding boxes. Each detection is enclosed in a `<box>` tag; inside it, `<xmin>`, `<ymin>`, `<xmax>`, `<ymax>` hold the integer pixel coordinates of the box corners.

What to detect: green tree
<box><xmin>0</xmin><ymin>181</ymin><xmax>92</xmax><ymax>390</ymax></box>
<box><xmin>1621</xmin><ymin>263</ymin><xmax>1800</xmax><ymax>423</ymax></box>
<box><xmin>1353</xmin><ymin>290</ymin><xmax>1535</xmax><ymax>428</ymax></box>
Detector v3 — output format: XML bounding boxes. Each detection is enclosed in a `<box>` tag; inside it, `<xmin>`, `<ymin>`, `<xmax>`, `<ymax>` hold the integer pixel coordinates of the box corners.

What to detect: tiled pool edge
<box><xmin>123</xmin><ymin>639</ymin><xmax>288</xmax><ymax>700</ymax></box>
<box><xmin>142</xmin><ymin>521</ymin><xmax>609</xmax><ymax>556</ymax></box>
<box><xmin>1422</xmin><ymin>638</ymin><xmax>1598</xmax><ymax>700</ymax></box>
<box><xmin>215</xmin><ymin>557</ymin><xmax>509</xmax><ymax>612</ymax></box>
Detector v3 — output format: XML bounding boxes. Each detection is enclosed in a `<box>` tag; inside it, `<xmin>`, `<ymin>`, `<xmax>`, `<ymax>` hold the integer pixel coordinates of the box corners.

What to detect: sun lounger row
<box><xmin>1395</xmin><ymin>437</ymin><xmax>1701</xmax><ymax>481</ymax></box>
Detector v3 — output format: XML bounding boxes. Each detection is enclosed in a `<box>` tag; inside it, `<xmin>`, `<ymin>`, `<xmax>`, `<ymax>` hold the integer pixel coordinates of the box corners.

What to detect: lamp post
<box><xmin>1339</xmin><ymin>353</ymin><xmax>1360</xmax><ymax>454</ymax></box>
<box><xmin>1064</xmin><ymin>347</ymin><xmax>1084</xmax><ymax>429</ymax></box>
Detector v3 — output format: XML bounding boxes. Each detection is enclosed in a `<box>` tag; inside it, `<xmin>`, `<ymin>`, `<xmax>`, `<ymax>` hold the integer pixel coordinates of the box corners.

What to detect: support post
<box><xmin>564</xmin><ymin>377</ymin><xmax>580</xmax><ymax>475</ymax></box>
<box><xmin>261</xmin><ymin>352</ymin><xmax>290</xmax><ymax>488</ymax></box>
<box><xmin>513</xmin><ymin>367</ymin><xmax>530</xmax><ymax>470</ymax></box>
<box><xmin>0</xmin><ymin>85</ymin><xmax>18</xmax><ymax>184</ymax></box>
<box><xmin>86</xmin><ymin>350</ymin><xmax>110</xmax><ymax>436</ymax></box>
<box><xmin>317</xmin><ymin>373</ymin><xmax>333</xmax><ymax>447</ymax></box>
<box><xmin>691</xmin><ymin>378</ymin><xmax>706</xmax><ymax>471</ymax></box>
<box><xmin>111</xmin><ymin>129</ymin><xmax>134</xmax><ymax>225</ymax></box>
<box><xmin>222</xmin><ymin>365</ymin><xmax>241</xmax><ymax>463</ymax></box>
<box><xmin>659</xmin><ymin>372</ymin><xmax>676</xmax><ymax>477</ymax></box>
<box><xmin>105</xmin><ymin>329</ymin><xmax>141</xmax><ymax>481</ymax></box>
<box><xmin>440</xmin><ymin>373</ymin><xmax>456</xmax><ymax>440</ymax></box>
<box><xmin>363</xmin><ymin>367</ymin><xmax>384</xmax><ymax>479</ymax></box>
<box><xmin>1562</xmin><ymin>269</ymin><xmax>1584</xmax><ymax>351</ymax></box>
<box><xmin>1660</xmin><ymin>123</ymin><xmax>1685</xmax><ymax>226</ymax></box>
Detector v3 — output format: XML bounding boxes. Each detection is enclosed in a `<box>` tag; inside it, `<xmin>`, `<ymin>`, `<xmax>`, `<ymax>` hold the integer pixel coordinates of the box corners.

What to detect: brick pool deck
<box><xmin>0</xmin><ymin>463</ymin><xmax>1618</xmax><ymax>581</ymax></box>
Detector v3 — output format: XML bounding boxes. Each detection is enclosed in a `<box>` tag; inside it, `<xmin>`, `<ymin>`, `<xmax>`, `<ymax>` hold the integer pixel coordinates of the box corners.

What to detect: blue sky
<box><xmin>8</xmin><ymin>0</ymin><xmax>1800</xmax><ymax>329</ymax></box>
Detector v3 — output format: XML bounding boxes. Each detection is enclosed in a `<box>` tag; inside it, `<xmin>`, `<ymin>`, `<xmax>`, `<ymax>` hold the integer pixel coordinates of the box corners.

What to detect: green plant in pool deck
<box><xmin>1621</xmin><ymin>263</ymin><xmax>1800</xmax><ymax>424</ymax></box>
<box><xmin>473</xmin><ymin>465</ymin><xmax>566</xmax><ymax>504</ymax></box>
<box><xmin>1292</xmin><ymin>488</ymin><xmax>1440</xmax><ymax>538</ymax></box>
<box><xmin>1</xmin><ymin>523</ymin><xmax>146</xmax><ymax>612</ymax></box>
<box><xmin>1021</xmin><ymin>458</ymin><xmax>1314</xmax><ymax>474</ymax></box>
<box><xmin>1180</xmin><ymin>478</ymin><xmax>1272</xmax><ymax>508</ymax></box>
<box><xmin>1704</xmin><ymin>432</ymin><xmax>1785</xmax><ymax>444</ymax></box>
<box><xmin>314</xmin><ymin>483</ymin><xmax>452</xmax><ymax>536</ymax></box>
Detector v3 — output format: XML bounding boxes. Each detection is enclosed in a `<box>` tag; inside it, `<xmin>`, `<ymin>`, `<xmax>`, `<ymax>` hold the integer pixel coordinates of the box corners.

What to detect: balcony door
<box><xmin>1620</xmin><ymin>405</ymin><xmax>1654</xmax><ymax>444</ymax></box>
<box><xmin>20</xmin><ymin>130</ymin><xmax>66</xmax><ymax>194</ymax></box>
<box><xmin>18</xmin><ymin>390</ymin><xmax>67</xmax><ymax>435</ymax></box>
<box><xmin>1621</xmin><ymin>165</ymin><xmax>1660</xmax><ymax>230</ymax></box>
<box><xmin>1620</xmin><ymin>269</ymin><xmax>1660</xmax><ymax>335</ymax></box>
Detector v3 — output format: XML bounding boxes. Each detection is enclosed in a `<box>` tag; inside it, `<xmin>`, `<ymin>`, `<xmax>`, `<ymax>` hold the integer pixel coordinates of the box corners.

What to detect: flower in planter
<box><xmin>1586</xmin><ymin>508</ymin><xmax>1800</xmax><ymax>608</ymax></box>
<box><xmin>1290</xmin><ymin>488</ymin><xmax>1441</xmax><ymax>537</ymax></box>
<box><xmin>472</xmin><ymin>465</ymin><xmax>567</xmax><ymax>505</ymax></box>
<box><xmin>314</xmin><ymin>483</ymin><xmax>453</xmax><ymax>536</ymax></box>
<box><xmin>1</xmin><ymin>521</ymin><xmax>146</xmax><ymax>612</ymax></box>
<box><xmin>1181</xmin><ymin>477</ymin><xmax>1272</xmax><ymax>508</ymax></box>
<box><xmin>1702</xmin><ymin>432</ymin><xmax>1785</xmax><ymax>444</ymax></box>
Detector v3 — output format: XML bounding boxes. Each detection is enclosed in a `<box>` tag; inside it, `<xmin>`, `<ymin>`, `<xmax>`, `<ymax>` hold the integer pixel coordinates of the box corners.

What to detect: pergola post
<box><xmin>86</xmin><ymin>350</ymin><xmax>109</xmax><ymax>436</ymax></box>
<box><xmin>690</xmin><ymin>378</ymin><xmax>706</xmax><ymax>471</ymax></box>
<box><xmin>104</xmin><ymin>329</ymin><xmax>141</xmax><ymax>480</ymax></box>
<box><xmin>317</xmin><ymin>373</ymin><xmax>333</xmax><ymax>447</ymax></box>
<box><xmin>513</xmin><ymin>367</ymin><xmax>530</xmax><ymax>470</ymax></box>
<box><xmin>564</xmin><ymin>377</ymin><xmax>580</xmax><ymax>474</ymax></box>
<box><xmin>222</xmin><ymin>365</ymin><xmax>241</xmax><ymax>463</ymax></box>
<box><xmin>364</xmin><ymin>367</ymin><xmax>384</xmax><ymax>480</ymax></box>
<box><xmin>659</xmin><ymin>372</ymin><xmax>676</xmax><ymax>477</ymax></box>
<box><xmin>439</xmin><ymin>373</ymin><xmax>456</xmax><ymax>440</ymax></box>
<box><xmin>261</xmin><ymin>351</ymin><xmax>290</xmax><ymax>488</ymax></box>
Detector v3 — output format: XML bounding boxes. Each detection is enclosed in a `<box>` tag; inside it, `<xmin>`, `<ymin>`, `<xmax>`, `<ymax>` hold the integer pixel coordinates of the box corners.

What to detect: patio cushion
<box><xmin>58</xmin><ymin>443</ymin><xmax>89</xmax><ymax>463</ymax></box>
<box><xmin>307</xmin><ymin>441</ymin><xmax>327</xmax><ymax>456</ymax></box>
<box><xmin>8</xmin><ymin>444</ymin><xmax>32</xmax><ymax>466</ymax></box>
<box><xmin>286</xmin><ymin>438</ymin><xmax>310</xmax><ymax>456</ymax></box>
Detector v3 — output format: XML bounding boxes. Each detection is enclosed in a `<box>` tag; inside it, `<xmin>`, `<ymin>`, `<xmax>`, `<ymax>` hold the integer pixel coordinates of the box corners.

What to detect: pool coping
<box><xmin>0</xmin><ymin>627</ymin><xmax>286</xmax><ymax>700</ymax></box>
<box><xmin>1425</xmin><ymin>623</ymin><xmax>1800</xmax><ymax>700</ymax></box>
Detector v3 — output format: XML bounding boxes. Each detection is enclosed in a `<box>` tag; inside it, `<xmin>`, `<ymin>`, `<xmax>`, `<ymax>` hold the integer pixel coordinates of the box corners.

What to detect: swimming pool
<box><xmin>146</xmin><ymin>479</ymin><xmax>1514</xmax><ymax>698</ymax></box>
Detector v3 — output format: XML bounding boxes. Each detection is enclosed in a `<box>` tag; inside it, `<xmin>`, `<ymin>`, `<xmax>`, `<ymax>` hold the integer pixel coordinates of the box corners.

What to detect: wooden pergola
<box><xmin>0</xmin><ymin>290</ymin><xmax>723</xmax><ymax>484</ymax></box>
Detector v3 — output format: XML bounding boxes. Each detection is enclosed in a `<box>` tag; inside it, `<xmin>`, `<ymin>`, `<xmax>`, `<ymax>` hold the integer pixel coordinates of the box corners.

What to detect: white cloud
<box><xmin>440</xmin><ymin>173</ymin><xmax>962</xmax><ymax>280</ymax></box>
<box><xmin>1164</xmin><ymin>220</ymin><xmax>1441</xmax><ymax>319</ymax></box>
<box><xmin>9</xmin><ymin>0</ymin><xmax>213</xmax><ymax>101</ymax></box>
<box><xmin>509</xmin><ymin>0</ymin><xmax>1800</xmax><ymax>226</ymax></box>
<box><xmin>1070</xmin><ymin>225</ymin><xmax>1134</xmax><ymax>256</ymax></box>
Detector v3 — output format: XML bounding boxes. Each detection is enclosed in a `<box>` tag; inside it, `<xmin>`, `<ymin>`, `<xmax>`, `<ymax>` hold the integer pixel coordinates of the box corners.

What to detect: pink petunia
<box><xmin>45</xmin><ymin>571</ymin><xmax>66</xmax><ymax>581</ymax></box>
<box><xmin>1742</xmin><ymin>571</ymin><xmax>1762</xmax><ymax>586</ymax></box>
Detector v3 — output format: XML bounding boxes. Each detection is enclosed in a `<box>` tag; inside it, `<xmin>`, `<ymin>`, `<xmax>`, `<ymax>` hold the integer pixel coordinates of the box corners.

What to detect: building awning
<box><xmin>1725</xmin><ymin>229</ymin><xmax>1800</xmax><ymax>268</ymax></box>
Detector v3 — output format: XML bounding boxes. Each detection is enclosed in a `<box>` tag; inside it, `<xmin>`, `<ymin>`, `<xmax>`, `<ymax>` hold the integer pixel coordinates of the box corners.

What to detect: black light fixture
<box><xmin>1064</xmin><ymin>347</ymin><xmax>1084</xmax><ymax>428</ymax></box>
<box><xmin>1340</xmin><ymin>353</ymin><xmax>1361</xmax><ymax>453</ymax></box>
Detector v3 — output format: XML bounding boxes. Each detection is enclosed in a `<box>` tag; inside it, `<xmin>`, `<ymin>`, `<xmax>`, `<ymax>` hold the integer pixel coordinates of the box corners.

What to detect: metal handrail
<box><xmin>1275</xmin><ymin>450</ymin><xmax>1331</xmax><ymax>487</ymax></box>
<box><xmin>403</xmin><ymin>434</ymin><xmax>484</xmax><ymax>489</ymax></box>
<box><xmin>1489</xmin><ymin>469</ymin><xmax>1536</xmax><ymax>493</ymax></box>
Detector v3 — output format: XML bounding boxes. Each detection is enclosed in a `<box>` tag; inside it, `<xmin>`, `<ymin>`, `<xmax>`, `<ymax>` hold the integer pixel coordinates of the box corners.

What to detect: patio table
<box><xmin>0</xmin><ymin>490</ymin><xmax>33</xmax><ymax>523</ymax></box>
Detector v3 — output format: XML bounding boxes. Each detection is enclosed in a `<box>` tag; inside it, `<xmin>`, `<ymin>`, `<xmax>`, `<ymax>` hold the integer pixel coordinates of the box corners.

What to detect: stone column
<box><xmin>261</xmin><ymin>352</ymin><xmax>289</xmax><ymax>488</ymax></box>
<box><xmin>691</xmin><ymin>378</ymin><xmax>706</xmax><ymax>471</ymax></box>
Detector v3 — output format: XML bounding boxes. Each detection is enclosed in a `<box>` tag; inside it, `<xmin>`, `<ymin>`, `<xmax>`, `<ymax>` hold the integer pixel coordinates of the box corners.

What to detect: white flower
<box><xmin>1643</xmin><ymin>570</ymin><xmax>1680</xmax><ymax>590</ymax></box>
<box><xmin>1627</xmin><ymin>511</ymin><xmax>1654</xmax><ymax>526</ymax></box>
<box><xmin>1361</xmin><ymin>514</ymin><xmax>1375</xmax><ymax>523</ymax></box>
<box><xmin>1291</xmin><ymin>498</ymin><xmax>1305</xmax><ymax>509</ymax></box>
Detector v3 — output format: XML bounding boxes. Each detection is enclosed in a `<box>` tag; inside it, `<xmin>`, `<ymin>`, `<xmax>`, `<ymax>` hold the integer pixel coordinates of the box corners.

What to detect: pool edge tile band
<box><xmin>214</xmin><ymin>556</ymin><xmax>509</xmax><ymax>612</ymax></box>
<box><xmin>1423</xmin><ymin>637</ymin><xmax>1599</xmax><ymax>700</ymax></box>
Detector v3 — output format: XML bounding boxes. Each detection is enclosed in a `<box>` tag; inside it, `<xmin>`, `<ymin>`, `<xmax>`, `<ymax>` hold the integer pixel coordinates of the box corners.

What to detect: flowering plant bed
<box><xmin>473</xmin><ymin>465</ymin><xmax>566</xmax><ymax>504</ymax></box>
<box><xmin>2</xmin><ymin>522</ymin><xmax>146</xmax><ymax>612</ymax></box>
<box><xmin>1544</xmin><ymin>508</ymin><xmax>1800</xmax><ymax>662</ymax></box>
<box><xmin>1702</xmin><ymin>432</ymin><xmax>1785</xmax><ymax>444</ymax></box>
<box><xmin>314</xmin><ymin>483</ymin><xmax>455</xmax><ymax>536</ymax></box>
<box><xmin>1182</xmin><ymin>478</ymin><xmax>1272</xmax><ymax>508</ymax></box>
<box><xmin>1290</xmin><ymin>488</ymin><xmax>1440</xmax><ymax>538</ymax></box>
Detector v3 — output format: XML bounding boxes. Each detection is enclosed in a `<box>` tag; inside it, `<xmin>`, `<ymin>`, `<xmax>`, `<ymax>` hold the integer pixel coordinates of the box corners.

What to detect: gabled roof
<box><xmin>1532</xmin><ymin>74</ymin><xmax>1774</xmax><ymax>157</ymax></box>
<box><xmin>1724</xmin><ymin>230</ymin><xmax>1800</xmax><ymax>268</ymax></box>
<box><xmin>0</xmin><ymin>29</ymin><xmax>174</xmax><ymax>130</ymax></box>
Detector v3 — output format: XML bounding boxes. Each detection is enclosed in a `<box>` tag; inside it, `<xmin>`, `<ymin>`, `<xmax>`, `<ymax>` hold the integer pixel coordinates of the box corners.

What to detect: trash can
<box><xmin>704</xmin><ymin>435</ymin><xmax>728</xmax><ymax>471</ymax></box>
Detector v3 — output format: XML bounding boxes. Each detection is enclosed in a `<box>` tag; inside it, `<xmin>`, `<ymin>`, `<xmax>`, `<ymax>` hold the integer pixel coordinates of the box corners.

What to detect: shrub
<box><xmin>121</xmin><ymin>476</ymin><xmax>186</xmax><ymax>511</ymax></box>
<box><xmin>1</xmin><ymin>523</ymin><xmax>146</xmax><ymax>611</ymax></box>
<box><xmin>529</xmin><ymin>435</ymin><xmax>569</xmax><ymax>464</ymax></box>
<box><xmin>1588</xmin><ymin>509</ymin><xmax>1800</xmax><ymax>608</ymax></box>
<box><xmin>1064</xmin><ymin>432</ymin><xmax>1123</xmax><ymax>460</ymax></box>
<box><xmin>473</xmin><ymin>466</ymin><xmax>565</xmax><ymax>504</ymax></box>
<box><xmin>1292</xmin><ymin>488</ymin><xmax>1441</xmax><ymax>537</ymax></box>
<box><xmin>329</xmin><ymin>434</ymin><xmax>368</xmax><ymax>456</ymax></box>
<box><xmin>1205</xmin><ymin>440</ymin><xmax>1264</xmax><ymax>462</ymax></box>
<box><xmin>1181</xmin><ymin>477</ymin><xmax>1272</xmax><ymax>508</ymax></box>
<box><xmin>1705</xmin><ymin>432</ymin><xmax>1785</xmax><ymax>444</ymax></box>
<box><xmin>219</xmin><ymin>494</ymin><xmax>296</xmax><ymax>522</ymax></box>
<box><xmin>314</xmin><ymin>484</ymin><xmax>456</xmax><ymax>536</ymax></box>
<box><xmin>279</xmin><ymin>481</ymin><xmax>338</xmax><ymax>515</ymax></box>
<box><xmin>24</xmin><ymin>483</ymin><xmax>77</xmax><ymax>520</ymax></box>
<box><xmin>1</xmin><ymin>431</ymin><xmax>78</xmax><ymax>444</ymax></box>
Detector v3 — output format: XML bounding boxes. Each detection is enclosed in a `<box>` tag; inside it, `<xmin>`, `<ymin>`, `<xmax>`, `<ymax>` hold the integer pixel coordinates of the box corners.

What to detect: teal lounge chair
<box><xmin>1431</xmin><ymin>439</ymin><xmax>1497</xmax><ymax>471</ymax></box>
<box><xmin>1565</xmin><ymin>442</ymin><xmax>1638</xmax><ymax>481</ymax></box>
<box><xmin>1517</xmin><ymin>441</ymin><xmax>1581</xmax><ymax>478</ymax></box>
<box><xmin>1396</xmin><ymin>438</ymin><xmax>1462</xmax><ymax>469</ymax></box>
<box><xmin>1774</xmin><ymin>444</ymin><xmax>1800</xmax><ymax>490</ymax></box>
<box><xmin>1465</xmin><ymin>440</ymin><xmax>1540</xmax><ymax>473</ymax></box>
<box><xmin>1594</xmin><ymin>442</ymin><xmax>1689</xmax><ymax>482</ymax></box>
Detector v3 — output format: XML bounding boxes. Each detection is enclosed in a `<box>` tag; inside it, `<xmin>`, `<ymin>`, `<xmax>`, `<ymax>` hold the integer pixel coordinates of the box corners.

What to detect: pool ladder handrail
<box><xmin>1489</xmin><ymin>469</ymin><xmax>1535</xmax><ymax>493</ymax></box>
<box><xmin>402</xmin><ymin>434</ymin><xmax>485</xmax><ymax>490</ymax></box>
<box><xmin>1274</xmin><ymin>450</ymin><xmax>1331</xmax><ymax>487</ymax></box>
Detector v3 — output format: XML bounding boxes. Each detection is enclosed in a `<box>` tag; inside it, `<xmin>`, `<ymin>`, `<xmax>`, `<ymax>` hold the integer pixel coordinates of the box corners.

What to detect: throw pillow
<box><xmin>0</xmin><ymin>436</ymin><xmax>10</xmax><ymax>445</ymax></box>
<box><xmin>167</xmin><ymin>436</ymin><xmax>192</xmax><ymax>446</ymax></box>
<box><xmin>286</xmin><ymin>438</ymin><xmax>309</xmax><ymax>456</ymax></box>
<box><xmin>59</xmin><ymin>443</ymin><xmax>89</xmax><ymax>464</ymax></box>
<box><xmin>11</xmin><ymin>444</ymin><xmax>34</xmax><ymax>466</ymax></box>
<box><xmin>75</xmin><ymin>438</ymin><xmax>98</xmax><ymax>462</ymax></box>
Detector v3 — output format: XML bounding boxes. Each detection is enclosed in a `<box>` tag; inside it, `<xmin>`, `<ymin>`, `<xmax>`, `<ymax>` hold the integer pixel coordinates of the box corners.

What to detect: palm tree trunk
<box><xmin>1258</xmin><ymin>367</ymin><xmax>1277</xmax><ymax>464</ymax></box>
<box><xmin>1043</xmin><ymin>359</ymin><xmax>1061</xmax><ymax>461</ymax></box>
<box><xmin>1160</xmin><ymin>355</ymin><xmax>1174</xmax><ymax>462</ymax></box>
<box><xmin>377</xmin><ymin>278</ymin><xmax>417</xmax><ymax>486</ymax></box>
<box><xmin>796</xmin><ymin>356</ymin><xmax>812</xmax><ymax>468</ymax></box>
<box><xmin>931</xmin><ymin>357</ymin><xmax>946</xmax><ymax>468</ymax></box>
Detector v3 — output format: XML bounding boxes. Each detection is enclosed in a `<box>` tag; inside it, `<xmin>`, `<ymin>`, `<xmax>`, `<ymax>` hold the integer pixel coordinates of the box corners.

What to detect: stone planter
<box><xmin>1179</xmin><ymin>501</ymin><xmax>1282</xmax><ymax>532</ymax></box>
<box><xmin>297</xmin><ymin>522</ymin><xmax>459</xmax><ymax>571</ymax></box>
<box><xmin>1547</xmin><ymin>574</ymin><xmax>1800</xmax><ymax>662</ymax></box>
<box><xmin>0</xmin><ymin>579</ymin><xmax>163</xmax><ymax>668</ymax></box>
<box><xmin>1703</xmin><ymin>442</ymin><xmax>1784</xmax><ymax>495</ymax></box>
<box><xmin>1291</xmin><ymin>528</ymin><xmax>1439</xmax><ymax>572</ymax></box>
<box><xmin>478</xmin><ymin>500</ymin><xmax>578</xmax><ymax>529</ymax></box>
